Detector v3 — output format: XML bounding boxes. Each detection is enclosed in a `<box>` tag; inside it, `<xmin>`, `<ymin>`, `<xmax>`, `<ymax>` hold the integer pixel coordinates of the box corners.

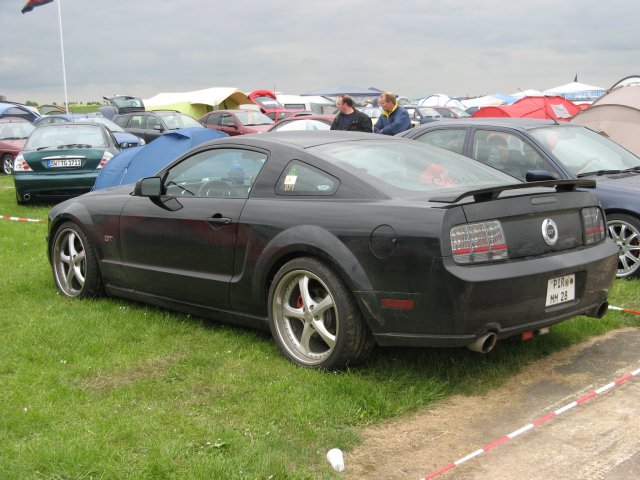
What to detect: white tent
<box><xmin>510</xmin><ymin>89</ymin><xmax>545</xmax><ymax>99</ymax></box>
<box><xmin>417</xmin><ymin>93</ymin><xmax>466</xmax><ymax>110</ymax></box>
<box><xmin>543</xmin><ymin>81</ymin><xmax>605</xmax><ymax>102</ymax></box>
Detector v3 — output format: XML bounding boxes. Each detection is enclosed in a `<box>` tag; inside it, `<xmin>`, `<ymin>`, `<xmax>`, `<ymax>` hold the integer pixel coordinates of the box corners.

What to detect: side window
<box><xmin>208</xmin><ymin>113</ymin><xmax>222</xmax><ymax>126</ymax></box>
<box><xmin>472</xmin><ymin>130</ymin><xmax>549</xmax><ymax>181</ymax></box>
<box><xmin>221</xmin><ymin>114</ymin><xmax>236</xmax><ymax>127</ymax></box>
<box><xmin>146</xmin><ymin>115</ymin><xmax>161</xmax><ymax>130</ymax></box>
<box><xmin>163</xmin><ymin>148</ymin><xmax>267</xmax><ymax>198</ymax></box>
<box><xmin>112</xmin><ymin>116</ymin><xmax>127</xmax><ymax>128</ymax></box>
<box><xmin>276</xmin><ymin>161</ymin><xmax>339</xmax><ymax>196</ymax></box>
<box><xmin>128</xmin><ymin>114</ymin><xmax>144</xmax><ymax>129</ymax></box>
<box><xmin>415</xmin><ymin>129</ymin><xmax>466</xmax><ymax>154</ymax></box>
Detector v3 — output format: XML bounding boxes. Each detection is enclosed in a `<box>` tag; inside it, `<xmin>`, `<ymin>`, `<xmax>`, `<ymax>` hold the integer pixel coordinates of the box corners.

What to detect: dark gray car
<box><xmin>399</xmin><ymin>118</ymin><xmax>640</xmax><ymax>278</ymax></box>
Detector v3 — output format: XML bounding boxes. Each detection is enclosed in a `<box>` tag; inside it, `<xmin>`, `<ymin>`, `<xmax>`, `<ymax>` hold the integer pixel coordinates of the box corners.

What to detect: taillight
<box><xmin>96</xmin><ymin>151</ymin><xmax>113</xmax><ymax>169</ymax></box>
<box><xmin>582</xmin><ymin>207</ymin><xmax>606</xmax><ymax>244</ymax></box>
<box><xmin>13</xmin><ymin>153</ymin><xmax>32</xmax><ymax>172</ymax></box>
<box><xmin>450</xmin><ymin>220</ymin><xmax>509</xmax><ymax>264</ymax></box>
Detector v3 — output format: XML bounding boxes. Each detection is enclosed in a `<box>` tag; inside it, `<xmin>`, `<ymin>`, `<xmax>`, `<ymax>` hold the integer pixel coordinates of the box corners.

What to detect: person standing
<box><xmin>330</xmin><ymin>95</ymin><xmax>373</xmax><ymax>132</ymax></box>
<box><xmin>374</xmin><ymin>92</ymin><xmax>411</xmax><ymax>135</ymax></box>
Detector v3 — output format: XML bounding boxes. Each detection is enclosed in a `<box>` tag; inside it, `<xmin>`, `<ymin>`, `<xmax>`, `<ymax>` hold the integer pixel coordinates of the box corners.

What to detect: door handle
<box><xmin>207</xmin><ymin>215</ymin><xmax>232</xmax><ymax>226</ymax></box>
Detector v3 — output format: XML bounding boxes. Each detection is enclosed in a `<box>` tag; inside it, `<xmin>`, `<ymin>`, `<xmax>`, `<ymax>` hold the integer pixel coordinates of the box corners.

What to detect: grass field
<box><xmin>1</xmin><ymin>174</ymin><xmax>638</xmax><ymax>479</ymax></box>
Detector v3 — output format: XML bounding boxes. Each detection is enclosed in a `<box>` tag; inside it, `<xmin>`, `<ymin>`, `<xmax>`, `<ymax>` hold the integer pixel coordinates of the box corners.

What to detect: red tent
<box><xmin>472</xmin><ymin>96</ymin><xmax>581</xmax><ymax>121</ymax></box>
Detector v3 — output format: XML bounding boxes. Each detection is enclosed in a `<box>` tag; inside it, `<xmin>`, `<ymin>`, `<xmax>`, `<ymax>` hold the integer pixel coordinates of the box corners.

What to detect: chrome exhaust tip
<box><xmin>468</xmin><ymin>332</ymin><xmax>498</xmax><ymax>353</ymax></box>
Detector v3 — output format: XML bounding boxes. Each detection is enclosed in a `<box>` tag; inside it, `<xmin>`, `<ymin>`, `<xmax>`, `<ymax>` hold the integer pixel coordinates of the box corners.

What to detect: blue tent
<box><xmin>0</xmin><ymin>102</ymin><xmax>41</xmax><ymax>122</ymax></box>
<box><xmin>93</xmin><ymin>127</ymin><xmax>226</xmax><ymax>190</ymax></box>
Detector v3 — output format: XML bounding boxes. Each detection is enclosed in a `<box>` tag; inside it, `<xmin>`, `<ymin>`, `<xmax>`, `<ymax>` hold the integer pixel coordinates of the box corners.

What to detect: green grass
<box><xmin>0</xmin><ymin>174</ymin><xmax>638</xmax><ymax>479</ymax></box>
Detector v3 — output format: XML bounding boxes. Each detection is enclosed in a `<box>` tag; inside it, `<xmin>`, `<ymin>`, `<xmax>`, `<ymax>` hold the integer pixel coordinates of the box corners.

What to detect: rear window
<box><xmin>311</xmin><ymin>139</ymin><xmax>518</xmax><ymax>197</ymax></box>
<box><xmin>25</xmin><ymin>125</ymin><xmax>108</xmax><ymax>149</ymax></box>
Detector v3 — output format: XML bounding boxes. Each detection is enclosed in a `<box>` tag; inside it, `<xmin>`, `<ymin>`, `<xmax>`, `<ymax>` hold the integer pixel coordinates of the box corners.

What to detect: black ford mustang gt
<box><xmin>47</xmin><ymin>131</ymin><xmax>619</xmax><ymax>369</ymax></box>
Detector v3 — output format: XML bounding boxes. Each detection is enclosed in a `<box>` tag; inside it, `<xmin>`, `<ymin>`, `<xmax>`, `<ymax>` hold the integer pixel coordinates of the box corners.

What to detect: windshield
<box><xmin>530</xmin><ymin>126</ymin><xmax>640</xmax><ymax>176</ymax></box>
<box><xmin>252</xmin><ymin>96</ymin><xmax>284</xmax><ymax>110</ymax></box>
<box><xmin>109</xmin><ymin>96</ymin><xmax>144</xmax><ymax>109</ymax></box>
<box><xmin>158</xmin><ymin>112</ymin><xmax>203</xmax><ymax>129</ymax></box>
<box><xmin>311</xmin><ymin>139</ymin><xmax>518</xmax><ymax>198</ymax></box>
<box><xmin>0</xmin><ymin>122</ymin><xmax>34</xmax><ymax>139</ymax></box>
<box><xmin>234</xmin><ymin>110</ymin><xmax>274</xmax><ymax>126</ymax></box>
<box><xmin>25</xmin><ymin>125</ymin><xmax>108</xmax><ymax>149</ymax></box>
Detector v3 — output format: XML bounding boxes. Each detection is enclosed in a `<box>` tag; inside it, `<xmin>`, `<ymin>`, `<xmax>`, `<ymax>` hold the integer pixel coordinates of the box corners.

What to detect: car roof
<box><xmin>429</xmin><ymin>118</ymin><xmax>561</xmax><ymax>129</ymax></box>
<box><xmin>212</xmin><ymin>130</ymin><xmax>399</xmax><ymax>150</ymax></box>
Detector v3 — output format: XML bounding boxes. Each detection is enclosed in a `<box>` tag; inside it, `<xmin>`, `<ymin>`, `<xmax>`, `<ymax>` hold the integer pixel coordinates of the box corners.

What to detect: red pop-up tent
<box><xmin>472</xmin><ymin>96</ymin><xmax>581</xmax><ymax>121</ymax></box>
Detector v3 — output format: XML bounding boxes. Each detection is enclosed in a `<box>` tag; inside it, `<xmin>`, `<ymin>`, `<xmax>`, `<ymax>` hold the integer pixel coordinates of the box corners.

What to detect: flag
<box><xmin>21</xmin><ymin>0</ymin><xmax>54</xmax><ymax>14</ymax></box>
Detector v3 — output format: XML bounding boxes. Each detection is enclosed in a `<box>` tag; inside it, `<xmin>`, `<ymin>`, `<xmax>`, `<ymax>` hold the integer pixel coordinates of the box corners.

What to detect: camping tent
<box><xmin>0</xmin><ymin>102</ymin><xmax>40</xmax><ymax>122</ymax></box>
<box><xmin>543</xmin><ymin>81</ymin><xmax>605</xmax><ymax>102</ymax></box>
<box><xmin>570</xmin><ymin>84</ymin><xmax>640</xmax><ymax>156</ymax></box>
<box><xmin>93</xmin><ymin>128</ymin><xmax>227</xmax><ymax>190</ymax></box>
<box><xmin>472</xmin><ymin>96</ymin><xmax>581</xmax><ymax>121</ymax></box>
<box><xmin>461</xmin><ymin>93</ymin><xmax>517</xmax><ymax>109</ymax></box>
<box><xmin>417</xmin><ymin>94</ymin><xmax>466</xmax><ymax>110</ymax></box>
<box><xmin>143</xmin><ymin>87</ymin><xmax>252</xmax><ymax>118</ymax></box>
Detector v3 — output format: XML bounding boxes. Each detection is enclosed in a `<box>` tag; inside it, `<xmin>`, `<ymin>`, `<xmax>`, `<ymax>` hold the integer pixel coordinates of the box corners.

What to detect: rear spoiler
<box><xmin>429</xmin><ymin>179</ymin><xmax>596</xmax><ymax>204</ymax></box>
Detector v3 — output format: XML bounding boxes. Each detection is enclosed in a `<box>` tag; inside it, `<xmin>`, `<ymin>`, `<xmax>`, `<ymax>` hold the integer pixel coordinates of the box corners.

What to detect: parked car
<box><xmin>399</xmin><ymin>118</ymin><xmax>640</xmax><ymax>278</ymax></box>
<box><xmin>267</xmin><ymin>114</ymin><xmax>335</xmax><ymax>131</ymax></box>
<box><xmin>47</xmin><ymin>132</ymin><xmax>617</xmax><ymax>369</ymax></box>
<box><xmin>34</xmin><ymin>113</ymin><xmax>145</xmax><ymax>148</ymax></box>
<box><xmin>248</xmin><ymin>90</ymin><xmax>296</xmax><ymax>122</ymax></box>
<box><xmin>199</xmin><ymin>109</ymin><xmax>274</xmax><ymax>136</ymax></box>
<box><xmin>112</xmin><ymin>110</ymin><xmax>204</xmax><ymax>144</ymax></box>
<box><xmin>13</xmin><ymin>123</ymin><xmax>121</xmax><ymax>204</ymax></box>
<box><xmin>98</xmin><ymin>95</ymin><xmax>145</xmax><ymax>120</ymax></box>
<box><xmin>434</xmin><ymin>106</ymin><xmax>471</xmax><ymax>119</ymax></box>
<box><xmin>404</xmin><ymin>106</ymin><xmax>442</xmax><ymax>126</ymax></box>
<box><xmin>0</xmin><ymin>118</ymin><xmax>34</xmax><ymax>175</ymax></box>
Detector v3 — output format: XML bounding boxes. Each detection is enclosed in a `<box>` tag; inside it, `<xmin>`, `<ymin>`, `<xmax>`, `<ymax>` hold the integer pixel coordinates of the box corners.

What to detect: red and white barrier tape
<box><xmin>608</xmin><ymin>305</ymin><xmax>640</xmax><ymax>316</ymax></box>
<box><xmin>419</xmin><ymin>366</ymin><xmax>640</xmax><ymax>479</ymax></box>
<box><xmin>0</xmin><ymin>214</ymin><xmax>46</xmax><ymax>224</ymax></box>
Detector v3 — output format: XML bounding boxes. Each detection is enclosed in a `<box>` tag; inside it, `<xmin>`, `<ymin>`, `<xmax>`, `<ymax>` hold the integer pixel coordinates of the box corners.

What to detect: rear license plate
<box><xmin>48</xmin><ymin>159</ymin><xmax>82</xmax><ymax>168</ymax></box>
<box><xmin>546</xmin><ymin>274</ymin><xmax>575</xmax><ymax>306</ymax></box>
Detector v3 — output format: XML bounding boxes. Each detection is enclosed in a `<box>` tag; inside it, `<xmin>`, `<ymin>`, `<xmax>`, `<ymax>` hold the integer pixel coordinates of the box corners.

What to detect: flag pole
<box><xmin>56</xmin><ymin>0</ymin><xmax>69</xmax><ymax>113</ymax></box>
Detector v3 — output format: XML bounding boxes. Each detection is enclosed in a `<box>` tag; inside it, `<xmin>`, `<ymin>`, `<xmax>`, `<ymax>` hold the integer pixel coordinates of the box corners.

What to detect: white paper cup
<box><xmin>326</xmin><ymin>448</ymin><xmax>345</xmax><ymax>472</ymax></box>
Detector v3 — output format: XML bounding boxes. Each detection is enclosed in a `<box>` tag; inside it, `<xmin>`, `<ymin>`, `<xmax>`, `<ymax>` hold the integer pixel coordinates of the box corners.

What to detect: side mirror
<box><xmin>525</xmin><ymin>170</ymin><xmax>561</xmax><ymax>182</ymax></box>
<box><xmin>134</xmin><ymin>177</ymin><xmax>162</xmax><ymax>197</ymax></box>
<box><xmin>153</xmin><ymin>125</ymin><xmax>163</xmax><ymax>131</ymax></box>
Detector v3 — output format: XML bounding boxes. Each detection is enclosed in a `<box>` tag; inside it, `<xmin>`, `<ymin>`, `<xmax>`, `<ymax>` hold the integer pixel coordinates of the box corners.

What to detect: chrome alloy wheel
<box><xmin>271</xmin><ymin>269</ymin><xmax>338</xmax><ymax>366</ymax></box>
<box><xmin>52</xmin><ymin>226</ymin><xmax>88</xmax><ymax>297</ymax></box>
<box><xmin>608</xmin><ymin>216</ymin><xmax>640</xmax><ymax>278</ymax></box>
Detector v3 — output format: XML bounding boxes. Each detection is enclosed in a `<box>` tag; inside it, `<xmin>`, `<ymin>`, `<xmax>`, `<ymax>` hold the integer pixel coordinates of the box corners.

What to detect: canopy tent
<box><xmin>543</xmin><ymin>81</ymin><xmax>605</xmax><ymax>102</ymax></box>
<box><xmin>143</xmin><ymin>87</ymin><xmax>252</xmax><ymax>118</ymax></box>
<box><xmin>461</xmin><ymin>93</ymin><xmax>517</xmax><ymax>109</ymax></box>
<box><xmin>300</xmin><ymin>85</ymin><xmax>383</xmax><ymax>97</ymax></box>
<box><xmin>570</xmin><ymin>84</ymin><xmax>640</xmax><ymax>156</ymax></box>
<box><xmin>472</xmin><ymin>96</ymin><xmax>580</xmax><ymax>121</ymax></box>
<box><xmin>416</xmin><ymin>94</ymin><xmax>466</xmax><ymax>110</ymax></box>
<box><xmin>93</xmin><ymin>127</ymin><xmax>227</xmax><ymax>190</ymax></box>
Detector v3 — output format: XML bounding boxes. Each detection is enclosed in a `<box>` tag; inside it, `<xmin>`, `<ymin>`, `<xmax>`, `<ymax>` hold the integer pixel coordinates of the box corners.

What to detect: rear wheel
<box><xmin>51</xmin><ymin>222</ymin><xmax>104</xmax><ymax>298</ymax></box>
<box><xmin>607</xmin><ymin>213</ymin><xmax>640</xmax><ymax>278</ymax></box>
<box><xmin>2</xmin><ymin>153</ymin><xmax>13</xmax><ymax>175</ymax></box>
<box><xmin>268</xmin><ymin>257</ymin><xmax>374</xmax><ymax>369</ymax></box>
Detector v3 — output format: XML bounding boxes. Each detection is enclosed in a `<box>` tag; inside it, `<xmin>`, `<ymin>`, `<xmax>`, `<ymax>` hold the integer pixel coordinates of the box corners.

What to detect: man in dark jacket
<box><xmin>330</xmin><ymin>95</ymin><xmax>373</xmax><ymax>132</ymax></box>
<box><xmin>374</xmin><ymin>91</ymin><xmax>412</xmax><ymax>135</ymax></box>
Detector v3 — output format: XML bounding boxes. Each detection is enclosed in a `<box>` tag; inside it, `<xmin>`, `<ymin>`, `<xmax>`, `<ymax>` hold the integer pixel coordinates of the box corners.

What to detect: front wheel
<box><xmin>607</xmin><ymin>213</ymin><xmax>640</xmax><ymax>278</ymax></box>
<box><xmin>51</xmin><ymin>222</ymin><xmax>104</xmax><ymax>298</ymax></box>
<box><xmin>2</xmin><ymin>154</ymin><xmax>14</xmax><ymax>175</ymax></box>
<box><xmin>268</xmin><ymin>257</ymin><xmax>374</xmax><ymax>369</ymax></box>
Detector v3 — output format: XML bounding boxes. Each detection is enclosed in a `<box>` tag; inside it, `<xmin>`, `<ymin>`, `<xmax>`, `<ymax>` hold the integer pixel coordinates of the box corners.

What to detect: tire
<box><xmin>607</xmin><ymin>213</ymin><xmax>640</xmax><ymax>279</ymax></box>
<box><xmin>268</xmin><ymin>257</ymin><xmax>374</xmax><ymax>370</ymax></box>
<box><xmin>2</xmin><ymin>153</ymin><xmax>14</xmax><ymax>175</ymax></box>
<box><xmin>51</xmin><ymin>222</ymin><xmax>104</xmax><ymax>298</ymax></box>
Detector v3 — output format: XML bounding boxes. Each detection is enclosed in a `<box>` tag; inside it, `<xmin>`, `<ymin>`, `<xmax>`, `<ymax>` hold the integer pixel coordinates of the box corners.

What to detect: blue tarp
<box><xmin>93</xmin><ymin>127</ymin><xmax>226</xmax><ymax>190</ymax></box>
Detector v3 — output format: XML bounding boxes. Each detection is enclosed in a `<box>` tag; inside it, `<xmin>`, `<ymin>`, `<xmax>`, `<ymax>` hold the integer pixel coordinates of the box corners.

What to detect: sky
<box><xmin>1</xmin><ymin>0</ymin><xmax>638</xmax><ymax>105</ymax></box>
